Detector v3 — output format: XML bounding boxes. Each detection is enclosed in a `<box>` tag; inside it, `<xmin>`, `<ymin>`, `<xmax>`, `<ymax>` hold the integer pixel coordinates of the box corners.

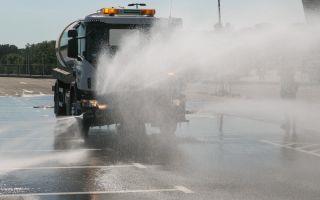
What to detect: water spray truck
<box><xmin>53</xmin><ymin>5</ymin><xmax>186</xmax><ymax>137</ymax></box>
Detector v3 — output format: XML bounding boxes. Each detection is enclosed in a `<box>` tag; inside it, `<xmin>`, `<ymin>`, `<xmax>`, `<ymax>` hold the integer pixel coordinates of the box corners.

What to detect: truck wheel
<box><xmin>160</xmin><ymin>122</ymin><xmax>177</xmax><ymax>136</ymax></box>
<box><xmin>80</xmin><ymin>121</ymin><xmax>90</xmax><ymax>138</ymax></box>
<box><xmin>75</xmin><ymin>118</ymin><xmax>90</xmax><ymax>139</ymax></box>
<box><xmin>82</xmin><ymin>124</ymin><xmax>90</xmax><ymax>138</ymax></box>
<box><xmin>75</xmin><ymin>117</ymin><xmax>90</xmax><ymax>139</ymax></box>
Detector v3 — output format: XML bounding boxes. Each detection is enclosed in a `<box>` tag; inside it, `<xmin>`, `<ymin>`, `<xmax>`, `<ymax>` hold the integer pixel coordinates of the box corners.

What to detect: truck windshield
<box><xmin>85</xmin><ymin>22</ymin><xmax>151</xmax><ymax>64</ymax></box>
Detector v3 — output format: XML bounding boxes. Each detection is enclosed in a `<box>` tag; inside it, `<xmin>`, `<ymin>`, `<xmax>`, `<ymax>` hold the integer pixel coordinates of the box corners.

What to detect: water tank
<box><xmin>55</xmin><ymin>21</ymin><xmax>80</xmax><ymax>68</ymax></box>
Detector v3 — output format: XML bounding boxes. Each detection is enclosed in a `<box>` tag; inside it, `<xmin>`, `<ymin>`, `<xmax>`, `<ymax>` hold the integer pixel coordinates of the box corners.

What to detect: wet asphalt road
<box><xmin>1</xmin><ymin>96</ymin><xmax>320</xmax><ymax>200</ymax></box>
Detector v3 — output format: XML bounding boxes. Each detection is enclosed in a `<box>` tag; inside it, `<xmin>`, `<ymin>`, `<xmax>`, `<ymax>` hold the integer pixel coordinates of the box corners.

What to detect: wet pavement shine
<box><xmin>1</xmin><ymin>96</ymin><xmax>320</xmax><ymax>200</ymax></box>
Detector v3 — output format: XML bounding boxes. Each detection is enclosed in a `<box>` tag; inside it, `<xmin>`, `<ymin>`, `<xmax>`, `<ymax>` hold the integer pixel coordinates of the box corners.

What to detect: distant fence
<box><xmin>0</xmin><ymin>64</ymin><xmax>55</xmax><ymax>78</ymax></box>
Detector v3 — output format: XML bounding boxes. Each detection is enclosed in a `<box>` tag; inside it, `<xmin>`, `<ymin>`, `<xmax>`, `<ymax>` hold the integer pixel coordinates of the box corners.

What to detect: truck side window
<box><xmin>77</xmin><ymin>24</ymin><xmax>86</xmax><ymax>57</ymax></box>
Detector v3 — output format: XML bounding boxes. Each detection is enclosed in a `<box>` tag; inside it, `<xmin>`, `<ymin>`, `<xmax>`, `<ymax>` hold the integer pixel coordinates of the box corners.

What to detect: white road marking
<box><xmin>0</xmin><ymin>164</ymin><xmax>137</xmax><ymax>171</ymax></box>
<box><xmin>297</xmin><ymin>144</ymin><xmax>320</xmax><ymax>150</ymax></box>
<box><xmin>175</xmin><ymin>186</ymin><xmax>194</xmax><ymax>194</ymax></box>
<box><xmin>310</xmin><ymin>149</ymin><xmax>320</xmax><ymax>153</ymax></box>
<box><xmin>261</xmin><ymin>140</ymin><xmax>320</xmax><ymax>158</ymax></box>
<box><xmin>0</xmin><ymin>149</ymin><xmax>102</xmax><ymax>153</ymax></box>
<box><xmin>0</xmin><ymin>186</ymin><xmax>194</xmax><ymax>197</ymax></box>
<box><xmin>0</xmin><ymin>138</ymin><xmax>80</xmax><ymax>140</ymax></box>
<box><xmin>20</xmin><ymin>82</ymin><xmax>27</xmax><ymax>85</ymax></box>
<box><xmin>193</xmin><ymin>113</ymin><xmax>280</xmax><ymax>125</ymax></box>
<box><xmin>22</xmin><ymin>89</ymin><xmax>34</xmax><ymax>94</ymax></box>
<box><xmin>282</xmin><ymin>143</ymin><xmax>298</xmax><ymax>146</ymax></box>
<box><xmin>133</xmin><ymin>163</ymin><xmax>147</xmax><ymax>169</ymax></box>
<box><xmin>196</xmin><ymin>138</ymin><xmax>240</xmax><ymax>142</ymax></box>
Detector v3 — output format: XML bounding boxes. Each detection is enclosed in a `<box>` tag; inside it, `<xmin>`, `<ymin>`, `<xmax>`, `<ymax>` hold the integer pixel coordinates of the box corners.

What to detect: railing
<box><xmin>0</xmin><ymin>64</ymin><xmax>55</xmax><ymax>78</ymax></box>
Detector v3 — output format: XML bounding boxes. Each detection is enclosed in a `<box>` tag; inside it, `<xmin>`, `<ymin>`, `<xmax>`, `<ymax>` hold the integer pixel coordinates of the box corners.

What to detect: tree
<box><xmin>0</xmin><ymin>41</ymin><xmax>57</xmax><ymax>75</ymax></box>
<box><xmin>0</xmin><ymin>53</ymin><xmax>24</xmax><ymax>64</ymax></box>
<box><xmin>0</xmin><ymin>44</ymin><xmax>19</xmax><ymax>62</ymax></box>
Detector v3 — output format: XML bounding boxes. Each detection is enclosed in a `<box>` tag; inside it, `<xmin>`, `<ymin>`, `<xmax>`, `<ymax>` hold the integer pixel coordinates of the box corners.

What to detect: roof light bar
<box><xmin>101</xmin><ymin>8</ymin><xmax>119</xmax><ymax>15</ymax></box>
<box><xmin>141</xmin><ymin>9</ymin><xmax>156</xmax><ymax>16</ymax></box>
<box><xmin>101</xmin><ymin>8</ymin><xmax>156</xmax><ymax>17</ymax></box>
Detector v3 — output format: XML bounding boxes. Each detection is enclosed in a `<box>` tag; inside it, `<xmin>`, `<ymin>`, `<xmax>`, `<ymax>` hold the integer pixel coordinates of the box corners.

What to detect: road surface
<box><xmin>0</xmin><ymin>77</ymin><xmax>54</xmax><ymax>96</ymax></box>
<box><xmin>0</xmin><ymin>96</ymin><xmax>320</xmax><ymax>200</ymax></box>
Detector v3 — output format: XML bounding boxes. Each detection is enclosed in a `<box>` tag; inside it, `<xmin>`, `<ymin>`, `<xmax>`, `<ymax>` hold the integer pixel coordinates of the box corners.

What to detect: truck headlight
<box><xmin>98</xmin><ymin>104</ymin><xmax>108</xmax><ymax>110</ymax></box>
<box><xmin>81</xmin><ymin>100</ymin><xmax>98</xmax><ymax>108</ymax></box>
<box><xmin>81</xmin><ymin>100</ymin><xmax>108</xmax><ymax>110</ymax></box>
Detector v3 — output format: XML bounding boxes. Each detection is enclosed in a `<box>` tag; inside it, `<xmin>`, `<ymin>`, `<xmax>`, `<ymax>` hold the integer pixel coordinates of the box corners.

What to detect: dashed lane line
<box><xmin>296</xmin><ymin>144</ymin><xmax>320</xmax><ymax>150</ymax></box>
<box><xmin>0</xmin><ymin>186</ymin><xmax>194</xmax><ymax>197</ymax></box>
<box><xmin>260</xmin><ymin>140</ymin><xmax>320</xmax><ymax>158</ymax></box>
<box><xmin>175</xmin><ymin>186</ymin><xmax>194</xmax><ymax>194</ymax></box>
<box><xmin>310</xmin><ymin>149</ymin><xmax>320</xmax><ymax>153</ymax></box>
<box><xmin>133</xmin><ymin>163</ymin><xmax>147</xmax><ymax>169</ymax></box>
<box><xmin>283</xmin><ymin>143</ymin><xmax>300</xmax><ymax>146</ymax></box>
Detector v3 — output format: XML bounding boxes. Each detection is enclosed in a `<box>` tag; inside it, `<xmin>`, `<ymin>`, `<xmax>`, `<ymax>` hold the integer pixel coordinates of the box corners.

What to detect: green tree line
<box><xmin>0</xmin><ymin>41</ymin><xmax>57</xmax><ymax>65</ymax></box>
<box><xmin>0</xmin><ymin>41</ymin><xmax>57</xmax><ymax>75</ymax></box>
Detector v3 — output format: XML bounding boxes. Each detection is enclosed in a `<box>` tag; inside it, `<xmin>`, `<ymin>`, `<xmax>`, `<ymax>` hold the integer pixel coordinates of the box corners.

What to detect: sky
<box><xmin>0</xmin><ymin>0</ymin><xmax>305</xmax><ymax>48</ymax></box>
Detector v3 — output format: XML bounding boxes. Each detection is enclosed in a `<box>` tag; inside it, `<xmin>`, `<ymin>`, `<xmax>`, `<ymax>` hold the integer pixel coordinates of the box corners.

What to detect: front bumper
<box><xmin>80</xmin><ymin>98</ymin><xmax>187</xmax><ymax>127</ymax></box>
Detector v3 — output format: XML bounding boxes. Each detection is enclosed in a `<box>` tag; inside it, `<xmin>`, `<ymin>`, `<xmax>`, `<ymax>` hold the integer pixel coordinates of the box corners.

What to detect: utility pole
<box><xmin>217</xmin><ymin>0</ymin><xmax>222</xmax><ymax>27</ymax></box>
<box><xmin>169</xmin><ymin>0</ymin><xmax>173</xmax><ymax>19</ymax></box>
<box><xmin>302</xmin><ymin>0</ymin><xmax>320</xmax><ymax>25</ymax></box>
<box><xmin>42</xmin><ymin>55</ymin><xmax>45</xmax><ymax>77</ymax></box>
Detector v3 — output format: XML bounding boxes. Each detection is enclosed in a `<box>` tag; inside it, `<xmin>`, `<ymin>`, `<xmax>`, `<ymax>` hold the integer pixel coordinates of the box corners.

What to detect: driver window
<box><xmin>77</xmin><ymin>23</ymin><xmax>86</xmax><ymax>57</ymax></box>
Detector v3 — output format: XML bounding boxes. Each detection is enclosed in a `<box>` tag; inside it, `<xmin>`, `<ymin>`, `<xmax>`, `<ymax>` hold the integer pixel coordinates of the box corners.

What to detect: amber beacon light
<box><xmin>141</xmin><ymin>9</ymin><xmax>156</xmax><ymax>16</ymax></box>
<box><xmin>101</xmin><ymin>8</ymin><xmax>120</xmax><ymax>15</ymax></box>
<box><xmin>101</xmin><ymin>7</ymin><xmax>155</xmax><ymax>17</ymax></box>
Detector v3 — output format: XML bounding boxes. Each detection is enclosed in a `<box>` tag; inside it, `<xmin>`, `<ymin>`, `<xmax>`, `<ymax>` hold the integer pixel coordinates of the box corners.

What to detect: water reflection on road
<box><xmin>1</xmin><ymin>96</ymin><xmax>320</xmax><ymax>200</ymax></box>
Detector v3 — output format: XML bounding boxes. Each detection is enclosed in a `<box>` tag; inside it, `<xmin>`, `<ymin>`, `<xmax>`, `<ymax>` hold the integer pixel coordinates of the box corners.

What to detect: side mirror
<box><xmin>68</xmin><ymin>38</ymin><xmax>78</xmax><ymax>58</ymax></box>
<box><xmin>68</xmin><ymin>29</ymin><xmax>78</xmax><ymax>38</ymax></box>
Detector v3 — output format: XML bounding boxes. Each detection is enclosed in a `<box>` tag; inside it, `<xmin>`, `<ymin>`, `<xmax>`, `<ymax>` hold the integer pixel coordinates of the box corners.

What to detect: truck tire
<box><xmin>81</xmin><ymin>122</ymin><xmax>90</xmax><ymax>138</ymax></box>
<box><xmin>76</xmin><ymin>118</ymin><xmax>90</xmax><ymax>138</ymax></box>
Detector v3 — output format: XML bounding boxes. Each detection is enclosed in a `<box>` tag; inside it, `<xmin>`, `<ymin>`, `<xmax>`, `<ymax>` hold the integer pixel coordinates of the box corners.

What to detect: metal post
<box><xmin>28</xmin><ymin>55</ymin><xmax>30</xmax><ymax>76</ymax></box>
<box><xmin>218</xmin><ymin>0</ymin><xmax>222</xmax><ymax>27</ymax></box>
<box><xmin>42</xmin><ymin>56</ymin><xmax>45</xmax><ymax>77</ymax></box>
<box><xmin>27</xmin><ymin>55</ymin><xmax>29</xmax><ymax>76</ymax></box>
<box><xmin>169</xmin><ymin>0</ymin><xmax>173</xmax><ymax>19</ymax></box>
<box><xmin>25</xmin><ymin>55</ymin><xmax>27</xmax><ymax>75</ymax></box>
<box><xmin>219</xmin><ymin>113</ymin><xmax>224</xmax><ymax>133</ymax></box>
